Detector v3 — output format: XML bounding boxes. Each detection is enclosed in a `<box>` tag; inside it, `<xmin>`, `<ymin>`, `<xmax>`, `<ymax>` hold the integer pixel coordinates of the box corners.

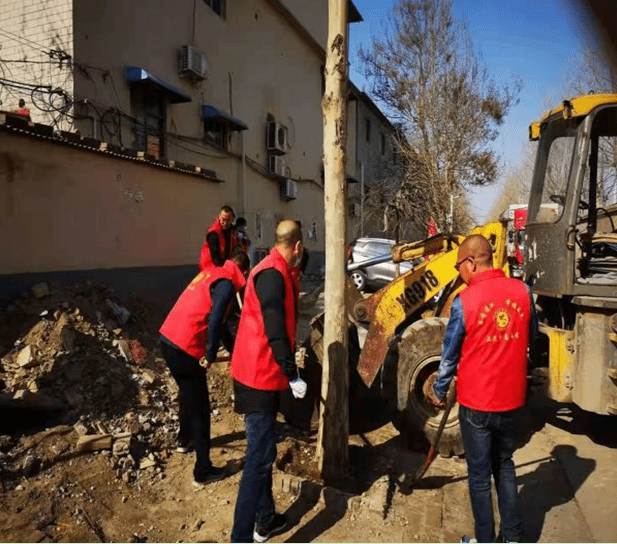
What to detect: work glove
<box><xmin>289</xmin><ymin>376</ymin><xmax>308</xmax><ymax>399</ymax></box>
<box><xmin>422</xmin><ymin>374</ymin><xmax>446</xmax><ymax>407</ymax></box>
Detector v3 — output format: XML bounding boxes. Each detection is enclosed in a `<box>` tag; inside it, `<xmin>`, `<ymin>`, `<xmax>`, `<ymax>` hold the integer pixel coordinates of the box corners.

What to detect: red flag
<box><xmin>428</xmin><ymin>218</ymin><xmax>438</xmax><ymax>236</ymax></box>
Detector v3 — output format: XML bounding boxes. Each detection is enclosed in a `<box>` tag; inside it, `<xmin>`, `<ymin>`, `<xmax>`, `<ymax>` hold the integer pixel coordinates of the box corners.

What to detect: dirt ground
<box><xmin>1</xmin><ymin>279</ymin><xmax>616</xmax><ymax>543</ymax></box>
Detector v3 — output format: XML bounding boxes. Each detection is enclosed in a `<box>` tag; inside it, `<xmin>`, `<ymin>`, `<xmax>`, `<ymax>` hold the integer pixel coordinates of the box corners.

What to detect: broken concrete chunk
<box><xmin>117</xmin><ymin>339</ymin><xmax>130</xmax><ymax>361</ymax></box>
<box><xmin>76</xmin><ymin>434</ymin><xmax>113</xmax><ymax>452</ymax></box>
<box><xmin>16</xmin><ymin>345</ymin><xmax>38</xmax><ymax>369</ymax></box>
<box><xmin>141</xmin><ymin>370</ymin><xmax>156</xmax><ymax>384</ymax></box>
<box><xmin>127</xmin><ymin>421</ymin><xmax>142</xmax><ymax>436</ymax></box>
<box><xmin>73</xmin><ymin>422</ymin><xmax>88</xmax><ymax>436</ymax></box>
<box><xmin>31</xmin><ymin>283</ymin><xmax>49</xmax><ymax>299</ymax></box>
<box><xmin>139</xmin><ymin>458</ymin><xmax>156</xmax><ymax>470</ymax></box>
<box><xmin>113</xmin><ymin>437</ymin><xmax>131</xmax><ymax>457</ymax></box>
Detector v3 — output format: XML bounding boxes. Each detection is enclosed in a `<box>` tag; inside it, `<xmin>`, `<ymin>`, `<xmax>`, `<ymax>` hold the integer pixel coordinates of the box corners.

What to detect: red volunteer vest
<box><xmin>198</xmin><ymin>219</ymin><xmax>227</xmax><ymax>271</ymax></box>
<box><xmin>231</xmin><ymin>248</ymin><xmax>298</xmax><ymax>391</ymax></box>
<box><xmin>457</xmin><ymin>269</ymin><xmax>531</xmax><ymax>412</ymax></box>
<box><xmin>159</xmin><ymin>260</ymin><xmax>246</xmax><ymax>359</ymax></box>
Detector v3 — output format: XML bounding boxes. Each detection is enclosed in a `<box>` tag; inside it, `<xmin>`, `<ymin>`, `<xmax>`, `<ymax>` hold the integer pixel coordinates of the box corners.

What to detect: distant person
<box><xmin>232</xmin><ymin>217</ymin><xmax>251</xmax><ymax>255</ymax></box>
<box><xmin>199</xmin><ymin>205</ymin><xmax>235</xmax><ymax>271</ymax></box>
<box><xmin>230</xmin><ymin>220</ymin><xmax>307</xmax><ymax>543</ymax></box>
<box><xmin>425</xmin><ymin>234</ymin><xmax>537</xmax><ymax>543</ymax></box>
<box><xmin>159</xmin><ymin>251</ymin><xmax>249</xmax><ymax>487</ymax></box>
<box><xmin>13</xmin><ymin>99</ymin><xmax>31</xmax><ymax>119</ymax></box>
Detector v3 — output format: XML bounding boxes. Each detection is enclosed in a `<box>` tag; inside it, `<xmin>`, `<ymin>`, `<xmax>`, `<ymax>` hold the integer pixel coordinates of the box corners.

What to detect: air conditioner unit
<box><xmin>280</xmin><ymin>179</ymin><xmax>298</xmax><ymax>200</ymax></box>
<box><xmin>179</xmin><ymin>45</ymin><xmax>208</xmax><ymax>79</ymax></box>
<box><xmin>266</xmin><ymin>121</ymin><xmax>288</xmax><ymax>154</ymax></box>
<box><xmin>268</xmin><ymin>155</ymin><xmax>286</xmax><ymax>177</ymax></box>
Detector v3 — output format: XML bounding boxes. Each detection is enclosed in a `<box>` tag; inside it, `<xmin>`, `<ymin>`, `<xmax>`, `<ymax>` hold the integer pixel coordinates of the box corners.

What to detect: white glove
<box><xmin>289</xmin><ymin>377</ymin><xmax>307</xmax><ymax>399</ymax></box>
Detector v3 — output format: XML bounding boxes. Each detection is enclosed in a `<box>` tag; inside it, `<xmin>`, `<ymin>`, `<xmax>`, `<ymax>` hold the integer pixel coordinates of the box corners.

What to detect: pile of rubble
<box><xmin>0</xmin><ymin>280</ymin><xmax>234</xmax><ymax>486</ymax></box>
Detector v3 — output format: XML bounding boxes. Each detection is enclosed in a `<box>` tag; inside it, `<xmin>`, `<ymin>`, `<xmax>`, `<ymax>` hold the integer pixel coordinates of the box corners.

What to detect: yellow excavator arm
<box><xmin>352</xmin><ymin>222</ymin><xmax>510</xmax><ymax>387</ymax></box>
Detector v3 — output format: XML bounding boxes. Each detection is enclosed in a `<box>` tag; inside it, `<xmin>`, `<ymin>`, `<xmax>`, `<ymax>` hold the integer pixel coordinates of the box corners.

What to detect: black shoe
<box><xmin>253</xmin><ymin>513</ymin><xmax>288</xmax><ymax>543</ymax></box>
<box><xmin>192</xmin><ymin>466</ymin><xmax>226</xmax><ymax>488</ymax></box>
<box><xmin>177</xmin><ymin>437</ymin><xmax>195</xmax><ymax>453</ymax></box>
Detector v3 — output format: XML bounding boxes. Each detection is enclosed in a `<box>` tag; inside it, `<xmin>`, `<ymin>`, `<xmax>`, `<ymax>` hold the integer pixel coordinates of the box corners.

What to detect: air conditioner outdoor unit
<box><xmin>266</xmin><ymin>121</ymin><xmax>288</xmax><ymax>154</ymax></box>
<box><xmin>280</xmin><ymin>179</ymin><xmax>298</xmax><ymax>200</ymax></box>
<box><xmin>268</xmin><ymin>155</ymin><xmax>286</xmax><ymax>177</ymax></box>
<box><xmin>179</xmin><ymin>45</ymin><xmax>208</xmax><ymax>79</ymax></box>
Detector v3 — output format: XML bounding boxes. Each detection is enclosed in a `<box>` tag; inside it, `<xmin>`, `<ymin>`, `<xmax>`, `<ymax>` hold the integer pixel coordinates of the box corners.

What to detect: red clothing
<box><xmin>457</xmin><ymin>269</ymin><xmax>531</xmax><ymax>412</ymax></box>
<box><xmin>199</xmin><ymin>219</ymin><xmax>227</xmax><ymax>271</ymax></box>
<box><xmin>231</xmin><ymin>248</ymin><xmax>298</xmax><ymax>391</ymax></box>
<box><xmin>159</xmin><ymin>260</ymin><xmax>246</xmax><ymax>359</ymax></box>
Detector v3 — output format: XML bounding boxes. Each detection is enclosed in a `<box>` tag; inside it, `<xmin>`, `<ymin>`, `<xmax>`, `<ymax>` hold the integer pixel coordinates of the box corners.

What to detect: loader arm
<box><xmin>354</xmin><ymin>222</ymin><xmax>509</xmax><ymax>387</ymax></box>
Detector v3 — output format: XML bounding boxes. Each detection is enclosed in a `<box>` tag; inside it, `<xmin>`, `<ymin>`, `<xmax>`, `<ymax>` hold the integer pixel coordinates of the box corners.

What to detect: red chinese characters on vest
<box><xmin>457</xmin><ymin>269</ymin><xmax>531</xmax><ymax>412</ymax></box>
<box><xmin>231</xmin><ymin>248</ymin><xmax>298</xmax><ymax>391</ymax></box>
<box><xmin>199</xmin><ymin>219</ymin><xmax>227</xmax><ymax>271</ymax></box>
<box><xmin>159</xmin><ymin>260</ymin><xmax>246</xmax><ymax>359</ymax></box>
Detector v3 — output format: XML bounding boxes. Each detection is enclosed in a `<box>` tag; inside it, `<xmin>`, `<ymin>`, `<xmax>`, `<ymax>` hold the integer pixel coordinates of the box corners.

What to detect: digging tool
<box><xmin>397</xmin><ymin>379</ymin><xmax>457</xmax><ymax>489</ymax></box>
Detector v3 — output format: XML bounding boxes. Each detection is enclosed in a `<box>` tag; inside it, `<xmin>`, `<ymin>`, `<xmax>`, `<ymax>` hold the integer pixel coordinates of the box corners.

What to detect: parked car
<box><xmin>347</xmin><ymin>237</ymin><xmax>414</xmax><ymax>291</ymax></box>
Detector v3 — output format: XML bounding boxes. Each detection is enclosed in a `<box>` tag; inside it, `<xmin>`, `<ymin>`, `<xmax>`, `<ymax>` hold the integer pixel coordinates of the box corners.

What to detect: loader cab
<box><xmin>525</xmin><ymin>94</ymin><xmax>617</xmax><ymax>298</ymax></box>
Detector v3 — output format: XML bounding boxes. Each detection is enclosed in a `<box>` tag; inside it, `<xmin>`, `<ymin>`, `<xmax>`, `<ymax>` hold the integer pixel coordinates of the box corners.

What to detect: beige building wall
<box><xmin>0</xmin><ymin>127</ymin><xmax>326</xmax><ymax>275</ymax></box>
<box><xmin>69</xmin><ymin>0</ymin><xmax>326</xmax><ymax>252</ymax></box>
<box><xmin>0</xmin><ymin>0</ymin><xmax>74</xmax><ymax>130</ymax></box>
<box><xmin>0</xmin><ymin>0</ymin><xmax>396</xmax><ymax>276</ymax></box>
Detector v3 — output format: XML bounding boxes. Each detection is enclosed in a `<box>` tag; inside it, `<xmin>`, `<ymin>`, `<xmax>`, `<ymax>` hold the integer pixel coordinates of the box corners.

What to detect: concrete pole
<box><xmin>317</xmin><ymin>0</ymin><xmax>349</xmax><ymax>484</ymax></box>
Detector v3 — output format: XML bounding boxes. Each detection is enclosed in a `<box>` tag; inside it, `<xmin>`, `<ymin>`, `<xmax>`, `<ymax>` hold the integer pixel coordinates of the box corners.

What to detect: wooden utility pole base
<box><xmin>317</xmin><ymin>0</ymin><xmax>349</xmax><ymax>485</ymax></box>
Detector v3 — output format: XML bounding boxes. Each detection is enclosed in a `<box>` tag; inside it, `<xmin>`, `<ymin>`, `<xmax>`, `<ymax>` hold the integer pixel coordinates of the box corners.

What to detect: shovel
<box><xmin>397</xmin><ymin>380</ymin><xmax>457</xmax><ymax>489</ymax></box>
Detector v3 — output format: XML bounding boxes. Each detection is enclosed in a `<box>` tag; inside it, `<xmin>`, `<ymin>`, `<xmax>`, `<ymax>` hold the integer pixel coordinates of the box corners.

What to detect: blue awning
<box><xmin>124</xmin><ymin>66</ymin><xmax>191</xmax><ymax>104</ymax></box>
<box><xmin>201</xmin><ymin>104</ymin><xmax>248</xmax><ymax>131</ymax></box>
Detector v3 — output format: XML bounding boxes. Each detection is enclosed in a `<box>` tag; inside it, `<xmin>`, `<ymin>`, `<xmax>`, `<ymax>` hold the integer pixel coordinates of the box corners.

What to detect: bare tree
<box><xmin>358</xmin><ymin>0</ymin><xmax>521</xmax><ymax>232</ymax></box>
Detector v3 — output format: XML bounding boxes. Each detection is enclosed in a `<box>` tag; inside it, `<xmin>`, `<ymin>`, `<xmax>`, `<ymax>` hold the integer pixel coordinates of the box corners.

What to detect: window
<box><xmin>204</xmin><ymin>0</ymin><xmax>225</xmax><ymax>18</ymax></box>
<box><xmin>381</xmin><ymin>133</ymin><xmax>386</xmax><ymax>155</ymax></box>
<box><xmin>365</xmin><ymin>118</ymin><xmax>371</xmax><ymax>143</ymax></box>
<box><xmin>130</xmin><ymin>83</ymin><xmax>166</xmax><ymax>158</ymax></box>
<box><xmin>204</xmin><ymin>119</ymin><xmax>229</xmax><ymax>150</ymax></box>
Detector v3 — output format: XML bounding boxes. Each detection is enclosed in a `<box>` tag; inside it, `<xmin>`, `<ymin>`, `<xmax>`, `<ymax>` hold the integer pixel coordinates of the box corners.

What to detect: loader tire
<box><xmin>394</xmin><ymin>317</ymin><xmax>464</xmax><ymax>457</ymax></box>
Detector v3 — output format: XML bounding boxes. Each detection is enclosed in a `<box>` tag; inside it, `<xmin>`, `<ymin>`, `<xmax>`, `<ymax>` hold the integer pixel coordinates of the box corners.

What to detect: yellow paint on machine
<box><xmin>540</xmin><ymin>324</ymin><xmax>575</xmax><ymax>403</ymax></box>
<box><xmin>356</xmin><ymin>221</ymin><xmax>510</xmax><ymax>387</ymax></box>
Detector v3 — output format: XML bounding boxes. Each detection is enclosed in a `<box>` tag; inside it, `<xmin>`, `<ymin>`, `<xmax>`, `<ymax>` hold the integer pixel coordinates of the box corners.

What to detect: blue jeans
<box><xmin>231</xmin><ymin>410</ymin><xmax>277</xmax><ymax>542</ymax></box>
<box><xmin>159</xmin><ymin>337</ymin><xmax>212</xmax><ymax>479</ymax></box>
<box><xmin>459</xmin><ymin>405</ymin><xmax>523</xmax><ymax>543</ymax></box>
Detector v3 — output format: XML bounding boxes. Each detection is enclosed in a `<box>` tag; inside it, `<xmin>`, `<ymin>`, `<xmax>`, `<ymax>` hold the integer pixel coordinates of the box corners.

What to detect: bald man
<box><xmin>426</xmin><ymin>234</ymin><xmax>537</xmax><ymax>543</ymax></box>
<box><xmin>230</xmin><ymin>220</ymin><xmax>307</xmax><ymax>543</ymax></box>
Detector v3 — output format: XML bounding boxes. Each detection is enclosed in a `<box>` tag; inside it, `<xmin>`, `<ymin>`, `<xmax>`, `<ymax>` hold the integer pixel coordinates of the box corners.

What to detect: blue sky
<box><xmin>348</xmin><ymin>0</ymin><xmax>597</xmax><ymax>221</ymax></box>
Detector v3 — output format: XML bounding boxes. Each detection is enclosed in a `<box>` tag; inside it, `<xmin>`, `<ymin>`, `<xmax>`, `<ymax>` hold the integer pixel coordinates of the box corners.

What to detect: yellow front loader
<box><xmin>304</xmin><ymin>221</ymin><xmax>510</xmax><ymax>456</ymax></box>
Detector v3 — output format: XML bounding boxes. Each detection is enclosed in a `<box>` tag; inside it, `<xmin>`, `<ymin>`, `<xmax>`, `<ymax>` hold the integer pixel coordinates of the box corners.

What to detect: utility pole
<box><xmin>317</xmin><ymin>0</ymin><xmax>349</xmax><ymax>484</ymax></box>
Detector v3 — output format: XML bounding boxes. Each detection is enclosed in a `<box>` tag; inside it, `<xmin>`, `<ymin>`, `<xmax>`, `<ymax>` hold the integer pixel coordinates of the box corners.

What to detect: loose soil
<box><xmin>0</xmin><ymin>279</ymin><xmax>612</xmax><ymax>543</ymax></box>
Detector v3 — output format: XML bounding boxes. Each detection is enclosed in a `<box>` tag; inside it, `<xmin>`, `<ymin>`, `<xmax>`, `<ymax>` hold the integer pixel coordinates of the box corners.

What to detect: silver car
<box><xmin>347</xmin><ymin>237</ymin><xmax>413</xmax><ymax>291</ymax></box>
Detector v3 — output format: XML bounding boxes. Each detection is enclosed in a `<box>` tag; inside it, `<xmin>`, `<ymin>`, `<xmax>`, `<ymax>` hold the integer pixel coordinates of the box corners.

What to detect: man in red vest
<box><xmin>199</xmin><ymin>205</ymin><xmax>235</xmax><ymax>271</ymax></box>
<box><xmin>230</xmin><ymin>220</ymin><xmax>307</xmax><ymax>543</ymax></box>
<box><xmin>425</xmin><ymin>234</ymin><xmax>537</xmax><ymax>543</ymax></box>
<box><xmin>159</xmin><ymin>251</ymin><xmax>249</xmax><ymax>487</ymax></box>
